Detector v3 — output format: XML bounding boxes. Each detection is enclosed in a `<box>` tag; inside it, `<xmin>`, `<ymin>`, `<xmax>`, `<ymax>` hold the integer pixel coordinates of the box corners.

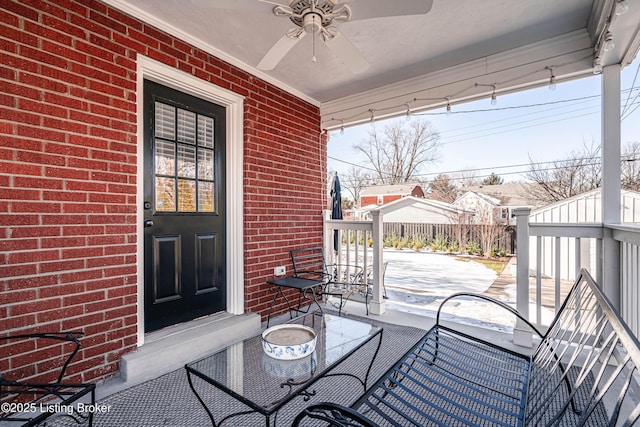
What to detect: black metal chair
<box><xmin>290</xmin><ymin>246</ymin><xmax>369</xmax><ymax>315</ymax></box>
<box><xmin>0</xmin><ymin>332</ymin><xmax>96</xmax><ymax>427</ymax></box>
<box><xmin>357</xmin><ymin>260</ymin><xmax>389</xmax><ymax>299</ymax></box>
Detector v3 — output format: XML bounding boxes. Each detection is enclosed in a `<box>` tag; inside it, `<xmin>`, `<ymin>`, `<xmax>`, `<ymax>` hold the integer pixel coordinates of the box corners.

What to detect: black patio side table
<box><xmin>265</xmin><ymin>276</ymin><xmax>325</xmax><ymax>327</ymax></box>
<box><xmin>185</xmin><ymin>312</ymin><xmax>383</xmax><ymax>427</ymax></box>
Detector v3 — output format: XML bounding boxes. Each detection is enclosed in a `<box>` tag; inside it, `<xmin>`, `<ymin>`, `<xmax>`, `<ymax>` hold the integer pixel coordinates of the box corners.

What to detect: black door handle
<box><xmin>144</xmin><ymin>220</ymin><xmax>154</xmax><ymax>228</ymax></box>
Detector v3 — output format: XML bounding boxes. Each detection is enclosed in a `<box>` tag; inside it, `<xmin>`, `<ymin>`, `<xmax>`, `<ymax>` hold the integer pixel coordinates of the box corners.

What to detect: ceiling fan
<box><xmin>254</xmin><ymin>0</ymin><xmax>434</xmax><ymax>73</ymax></box>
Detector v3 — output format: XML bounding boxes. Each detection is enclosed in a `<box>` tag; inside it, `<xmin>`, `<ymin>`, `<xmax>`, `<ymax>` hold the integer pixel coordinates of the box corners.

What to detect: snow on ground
<box><xmin>382</xmin><ymin>249</ymin><xmax>554</xmax><ymax>332</ymax></box>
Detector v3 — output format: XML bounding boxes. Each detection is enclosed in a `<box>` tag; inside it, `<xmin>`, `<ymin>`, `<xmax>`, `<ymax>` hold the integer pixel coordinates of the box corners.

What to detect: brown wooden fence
<box><xmin>383</xmin><ymin>222</ymin><xmax>515</xmax><ymax>254</ymax></box>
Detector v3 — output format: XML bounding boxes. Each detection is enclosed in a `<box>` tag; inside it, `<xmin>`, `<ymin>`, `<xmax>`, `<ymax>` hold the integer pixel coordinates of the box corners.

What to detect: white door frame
<box><xmin>136</xmin><ymin>56</ymin><xmax>245</xmax><ymax>346</ymax></box>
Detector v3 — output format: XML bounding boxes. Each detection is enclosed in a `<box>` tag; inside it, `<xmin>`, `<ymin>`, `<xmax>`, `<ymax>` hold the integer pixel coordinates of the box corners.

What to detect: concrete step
<box><xmin>99</xmin><ymin>312</ymin><xmax>261</xmax><ymax>399</ymax></box>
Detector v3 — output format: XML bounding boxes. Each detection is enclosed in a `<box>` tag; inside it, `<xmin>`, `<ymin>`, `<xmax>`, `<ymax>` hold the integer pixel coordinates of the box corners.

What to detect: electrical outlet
<box><xmin>274</xmin><ymin>266</ymin><xmax>286</xmax><ymax>276</ymax></box>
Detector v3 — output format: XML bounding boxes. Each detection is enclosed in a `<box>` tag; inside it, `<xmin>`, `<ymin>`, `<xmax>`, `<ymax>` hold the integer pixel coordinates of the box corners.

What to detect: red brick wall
<box><xmin>360</xmin><ymin>195</ymin><xmax>379</xmax><ymax>207</ymax></box>
<box><xmin>0</xmin><ymin>0</ymin><xmax>324</xmax><ymax>383</ymax></box>
<box><xmin>383</xmin><ymin>195</ymin><xmax>402</xmax><ymax>204</ymax></box>
<box><xmin>360</xmin><ymin>194</ymin><xmax>402</xmax><ymax>207</ymax></box>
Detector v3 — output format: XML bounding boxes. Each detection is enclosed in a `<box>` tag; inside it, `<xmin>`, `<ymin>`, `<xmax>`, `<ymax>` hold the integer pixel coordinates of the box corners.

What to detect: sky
<box><xmin>327</xmin><ymin>61</ymin><xmax>640</xmax><ymax>187</ymax></box>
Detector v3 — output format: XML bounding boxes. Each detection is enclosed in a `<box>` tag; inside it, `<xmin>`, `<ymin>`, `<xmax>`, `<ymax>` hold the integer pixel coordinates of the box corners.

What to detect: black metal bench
<box><xmin>0</xmin><ymin>332</ymin><xmax>96</xmax><ymax>427</ymax></box>
<box><xmin>293</xmin><ymin>268</ymin><xmax>640</xmax><ymax>426</ymax></box>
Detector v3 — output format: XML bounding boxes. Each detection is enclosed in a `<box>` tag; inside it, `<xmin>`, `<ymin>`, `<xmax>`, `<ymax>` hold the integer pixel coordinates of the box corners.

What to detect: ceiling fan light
<box><xmin>303</xmin><ymin>13</ymin><xmax>322</xmax><ymax>33</ymax></box>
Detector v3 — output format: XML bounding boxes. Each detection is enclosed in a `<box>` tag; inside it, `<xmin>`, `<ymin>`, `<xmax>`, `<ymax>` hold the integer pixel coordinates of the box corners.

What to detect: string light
<box><xmin>325</xmin><ymin>57</ymin><xmax>591</xmax><ymax>128</ymax></box>
<box><xmin>340</xmin><ymin>120</ymin><xmax>345</xmax><ymax>135</ymax></box>
<box><xmin>615</xmin><ymin>0</ymin><xmax>629</xmax><ymax>15</ymax></box>
<box><xmin>593</xmin><ymin>57</ymin><xmax>603</xmax><ymax>75</ymax></box>
<box><xmin>546</xmin><ymin>67</ymin><xmax>557</xmax><ymax>91</ymax></box>
<box><xmin>491</xmin><ymin>85</ymin><xmax>497</xmax><ymax>106</ymax></box>
<box><xmin>603</xmin><ymin>31</ymin><xmax>615</xmax><ymax>52</ymax></box>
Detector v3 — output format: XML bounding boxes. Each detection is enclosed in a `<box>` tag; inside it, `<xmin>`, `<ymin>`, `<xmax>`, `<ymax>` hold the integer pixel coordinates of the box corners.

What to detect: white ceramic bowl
<box><xmin>262</xmin><ymin>352</ymin><xmax>317</xmax><ymax>378</ymax></box>
<box><xmin>261</xmin><ymin>324</ymin><xmax>317</xmax><ymax>360</ymax></box>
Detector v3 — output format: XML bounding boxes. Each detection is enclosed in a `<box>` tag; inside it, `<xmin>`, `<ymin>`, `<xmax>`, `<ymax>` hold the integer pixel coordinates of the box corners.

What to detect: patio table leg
<box><xmin>266</xmin><ymin>285</ymin><xmax>293</xmax><ymax>328</ymax></box>
<box><xmin>311</xmin><ymin>328</ymin><xmax>383</xmax><ymax>393</ymax></box>
<box><xmin>186</xmin><ymin>369</ymin><xmax>218</xmax><ymax>426</ymax></box>
<box><xmin>187</xmin><ymin>369</ymin><xmax>263</xmax><ymax>426</ymax></box>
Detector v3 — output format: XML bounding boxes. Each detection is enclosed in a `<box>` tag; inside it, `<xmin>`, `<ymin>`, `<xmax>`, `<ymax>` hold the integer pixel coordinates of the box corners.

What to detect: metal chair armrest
<box><xmin>435</xmin><ymin>293</ymin><xmax>544</xmax><ymax>338</ymax></box>
<box><xmin>292</xmin><ymin>402</ymin><xmax>377</xmax><ymax>427</ymax></box>
<box><xmin>327</xmin><ymin>263</ymin><xmax>365</xmax><ymax>284</ymax></box>
<box><xmin>0</xmin><ymin>332</ymin><xmax>84</xmax><ymax>384</ymax></box>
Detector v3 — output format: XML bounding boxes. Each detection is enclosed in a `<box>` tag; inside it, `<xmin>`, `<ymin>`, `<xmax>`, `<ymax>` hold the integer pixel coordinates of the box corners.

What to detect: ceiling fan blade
<box><xmin>257</xmin><ymin>31</ymin><xmax>305</xmax><ymax>70</ymax></box>
<box><xmin>191</xmin><ymin>0</ymin><xmax>288</xmax><ymax>10</ymax></box>
<box><xmin>256</xmin><ymin>0</ymin><xmax>290</xmax><ymax>6</ymax></box>
<box><xmin>321</xmin><ymin>29</ymin><xmax>368</xmax><ymax>74</ymax></box>
<box><xmin>339</xmin><ymin>0</ymin><xmax>433</xmax><ymax>20</ymax></box>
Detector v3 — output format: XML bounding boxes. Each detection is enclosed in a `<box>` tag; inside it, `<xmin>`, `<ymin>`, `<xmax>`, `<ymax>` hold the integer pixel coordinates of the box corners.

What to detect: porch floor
<box><xmin>48</xmin><ymin>305</ymin><xmax>434</xmax><ymax>426</ymax></box>
<box><xmin>44</xmin><ymin>260</ymin><xmax>550</xmax><ymax>426</ymax></box>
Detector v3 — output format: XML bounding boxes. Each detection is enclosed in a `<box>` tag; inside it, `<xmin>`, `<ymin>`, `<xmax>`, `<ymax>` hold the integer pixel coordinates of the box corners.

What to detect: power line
<box><xmin>441</xmin><ymin>107</ymin><xmax>601</xmax><ymax>145</ymax></box>
<box><xmin>623</xmin><ymin>63</ymin><xmax>640</xmax><ymax>116</ymax></box>
<box><xmin>433</xmin><ymin>91</ymin><xmax>638</xmax><ymax>144</ymax></box>
<box><xmin>437</xmin><ymin>96</ymin><xmax>600</xmax><ymax>138</ymax></box>
<box><xmin>328</xmin><ymin>153</ymin><xmax>637</xmax><ymax>184</ymax></box>
<box><xmin>413</xmin><ymin>94</ymin><xmax>602</xmax><ymax>117</ymax></box>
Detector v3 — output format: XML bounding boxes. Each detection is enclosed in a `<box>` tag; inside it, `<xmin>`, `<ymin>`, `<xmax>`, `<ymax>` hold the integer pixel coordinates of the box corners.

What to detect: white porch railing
<box><xmin>610</xmin><ymin>224</ymin><xmax>640</xmax><ymax>338</ymax></box>
<box><xmin>514</xmin><ymin>208</ymin><xmax>640</xmax><ymax>342</ymax></box>
<box><xmin>323</xmin><ymin>210</ymin><xmax>385</xmax><ymax>315</ymax></box>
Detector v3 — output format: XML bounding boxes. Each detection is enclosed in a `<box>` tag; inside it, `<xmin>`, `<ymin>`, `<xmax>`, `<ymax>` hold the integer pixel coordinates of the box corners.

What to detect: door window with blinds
<box><xmin>154</xmin><ymin>102</ymin><xmax>216</xmax><ymax>213</ymax></box>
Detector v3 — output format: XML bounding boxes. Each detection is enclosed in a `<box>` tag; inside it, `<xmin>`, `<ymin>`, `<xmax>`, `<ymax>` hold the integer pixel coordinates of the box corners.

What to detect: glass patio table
<box><xmin>185</xmin><ymin>312</ymin><xmax>383</xmax><ymax>427</ymax></box>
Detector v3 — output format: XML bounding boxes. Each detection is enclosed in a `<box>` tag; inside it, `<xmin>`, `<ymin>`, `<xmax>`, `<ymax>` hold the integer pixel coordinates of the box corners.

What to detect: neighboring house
<box><xmin>359</xmin><ymin>184</ymin><xmax>425</xmax><ymax>208</ymax></box>
<box><xmin>530</xmin><ymin>189</ymin><xmax>640</xmax><ymax>280</ymax></box>
<box><xmin>358</xmin><ymin>196</ymin><xmax>466</xmax><ymax>223</ymax></box>
<box><xmin>454</xmin><ymin>183</ymin><xmax>544</xmax><ymax>224</ymax></box>
<box><xmin>453</xmin><ymin>191</ymin><xmax>504</xmax><ymax>224</ymax></box>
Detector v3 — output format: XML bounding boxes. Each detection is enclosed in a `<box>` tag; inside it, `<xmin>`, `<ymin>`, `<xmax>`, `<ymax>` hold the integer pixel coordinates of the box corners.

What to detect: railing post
<box><xmin>513</xmin><ymin>208</ymin><xmax>532</xmax><ymax>347</ymax></box>
<box><xmin>370</xmin><ymin>210</ymin><xmax>385</xmax><ymax>315</ymax></box>
<box><xmin>323</xmin><ymin>210</ymin><xmax>333</xmax><ymax>265</ymax></box>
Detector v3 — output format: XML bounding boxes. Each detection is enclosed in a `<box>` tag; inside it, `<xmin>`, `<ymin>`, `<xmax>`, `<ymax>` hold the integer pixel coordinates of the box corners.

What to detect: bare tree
<box><xmin>526</xmin><ymin>142</ymin><xmax>601</xmax><ymax>203</ymax></box>
<box><xmin>340</xmin><ymin>166</ymin><xmax>374</xmax><ymax>207</ymax></box>
<box><xmin>452</xmin><ymin>169</ymin><xmax>481</xmax><ymax>187</ymax></box>
<box><xmin>353</xmin><ymin>118</ymin><xmax>440</xmax><ymax>184</ymax></box>
<box><xmin>472</xmin><ymin>201</ymin><xmax>508</xmax><ymax>258</ymax></box>
<box><xmin>622</xmin><ymin>141</ymin><xmax>640</xmax><ymax>191</ymax></box>
<box><xmin>428</xmin><ymin>174</ymin><xmax>458</xmax><ymax>203</ymax></box>
<box><xmin>527</xmin><ymin>140</ymin><xmax>640</xmax><ymax>203</ymax></box>
<box><xmin>447</xmin><ymin>208</ymin><xmax>474</xmax><ymax>254</ymax></box>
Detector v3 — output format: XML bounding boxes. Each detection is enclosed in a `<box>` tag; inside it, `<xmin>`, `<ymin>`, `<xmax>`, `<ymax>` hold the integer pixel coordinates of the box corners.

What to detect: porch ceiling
<box><xmin>105</xmin><ymin>0</ymin><xmax>640</xmax><ymax>129</ymax></box>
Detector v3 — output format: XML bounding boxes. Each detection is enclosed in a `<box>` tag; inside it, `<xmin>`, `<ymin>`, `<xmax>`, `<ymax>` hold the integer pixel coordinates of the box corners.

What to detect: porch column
<box><xmin>512</xmin><ymin>208</ymin><xmax>532</xmax><ymax>347</ymax></box>
<box><xmin>601</xmin><ymin>64</ymin><xmax>622</xmax><ymax>310</ymax></box>
<box><xmin>370</xmin><ymin>210</ymin><xmax>385</xmax><ymax>315</ymax></box>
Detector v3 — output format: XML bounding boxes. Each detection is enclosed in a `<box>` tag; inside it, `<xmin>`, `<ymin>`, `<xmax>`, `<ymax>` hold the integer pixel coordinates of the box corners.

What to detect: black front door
<box><xmin>143</xmin><ymin>80</ymin><xmax>226</xmax><ymax>332</ymax></box>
